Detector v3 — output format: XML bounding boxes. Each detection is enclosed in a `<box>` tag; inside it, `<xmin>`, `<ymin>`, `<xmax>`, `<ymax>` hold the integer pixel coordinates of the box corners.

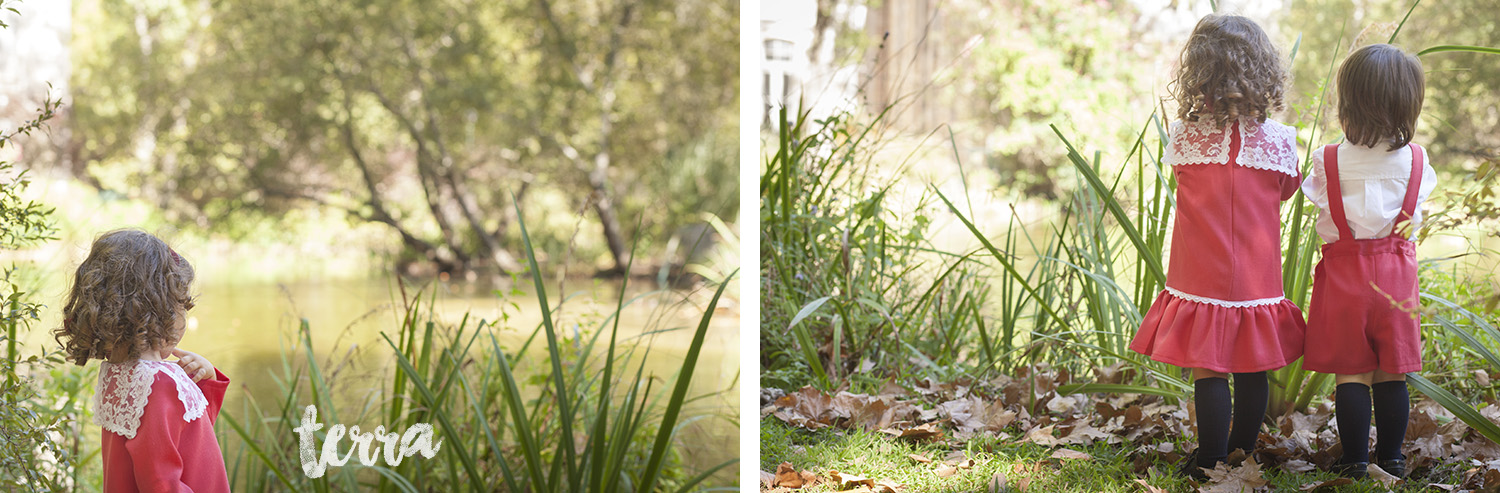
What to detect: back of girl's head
<box><xmin>1171</xmin><ymin>14</ymin><xmax>1287</xmax><ymax>125</ymax></box>
<box><xmin>55</xmin><ymin>229</ymin><xmax>195</xmax><ymax>365</ymax></box>
<box><xmin>1337</xmin><ymin>43</ymin><xmax>1424</xmax><ymax>151</ymax></box>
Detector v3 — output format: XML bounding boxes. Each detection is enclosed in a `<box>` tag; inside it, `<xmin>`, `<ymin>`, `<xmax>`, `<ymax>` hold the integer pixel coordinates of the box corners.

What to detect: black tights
<box><xmin>1195</xmin><ymin>372</ymin><xmax>1268</xmax><ymax>467</ymax></box>
<box><xmin>1337</xmin><ymin>380</ymin><xmax>1410</xmax><ymax>464</ymax></box>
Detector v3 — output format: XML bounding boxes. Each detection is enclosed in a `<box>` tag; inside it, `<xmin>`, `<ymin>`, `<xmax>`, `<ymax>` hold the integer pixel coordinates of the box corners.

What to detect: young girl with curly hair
<box><xmin>1128</xmin><ymin>14</ymin><xmax>1307</xmax><ymax>479</ymax></box>
<box><xmin>55</xmin><ymin>229</ymin><xmax>230</xmax><ymax>492</ymax></box>
<box><xmin>1301</xmin><ymin>43</ymin><xmax>1435</xmax><ymax>480</ymax></box>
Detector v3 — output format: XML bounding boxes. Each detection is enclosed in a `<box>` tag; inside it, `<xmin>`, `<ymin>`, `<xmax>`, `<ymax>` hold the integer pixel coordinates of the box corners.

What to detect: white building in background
<box><xmin>760</xmin><ymin>0</ymin><xmax>815</xmax><ymax>131</ymax></box>
<box><xmin>761</xmin><ymin>0</ymin><xmax>865</xmax><ymax>133</ymax></box>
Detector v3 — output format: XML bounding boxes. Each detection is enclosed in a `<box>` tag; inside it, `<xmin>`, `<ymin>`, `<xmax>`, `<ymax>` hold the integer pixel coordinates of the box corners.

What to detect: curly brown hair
<box><xmin>55</xmin><ymin>230</ymin><xmax>195</xmax><ymax>365</ymax></box>
<box><xmin>1170</xmin><ymin>14</ymin><xmax>1288</xmax><ymax>126</ymax></box>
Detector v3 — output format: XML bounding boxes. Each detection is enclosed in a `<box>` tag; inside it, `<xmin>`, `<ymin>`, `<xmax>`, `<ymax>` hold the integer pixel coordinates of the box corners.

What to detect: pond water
<box><xmin>21</xmin><ymin>274</ymin><xmax>740</xmax><ymax>484</ymax></box>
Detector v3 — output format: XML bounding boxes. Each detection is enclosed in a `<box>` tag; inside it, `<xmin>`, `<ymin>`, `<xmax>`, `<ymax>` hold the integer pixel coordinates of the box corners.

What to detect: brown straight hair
<box><xmin>1337</xmin><ymin>43</ymin><xmax>1425</xmax><ymax>151</ymax></box>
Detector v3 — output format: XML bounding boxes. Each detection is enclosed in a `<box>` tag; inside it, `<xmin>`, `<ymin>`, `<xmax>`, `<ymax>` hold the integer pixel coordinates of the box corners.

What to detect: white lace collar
<box><xmin>1163</xmin><ymin>117</ymin><xmax>1299</xmax><ymax>176</ymax></box>
<box><xmin>94</xmin><ymin>359</ymin><xmax>208</xmax><ymax>439</ymax></box>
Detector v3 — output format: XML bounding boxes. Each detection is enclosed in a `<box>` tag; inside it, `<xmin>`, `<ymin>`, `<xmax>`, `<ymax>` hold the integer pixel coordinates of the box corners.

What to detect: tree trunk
<box><xmin>590</xmin><ymin>163</ymin><xmax>629</xmax><ymax>275</ymax></box>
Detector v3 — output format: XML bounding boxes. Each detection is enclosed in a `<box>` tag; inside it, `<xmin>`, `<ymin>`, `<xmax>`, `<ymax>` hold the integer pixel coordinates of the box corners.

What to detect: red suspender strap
<box><xmin>1323</xmin><ymin>144</ymin><xmax>1355</xmax><ymax>240</ymax></box>
<box><xmin>1396</xmin><ymin>144</ymin><xmax>1425</xmax><ymax>236</ymax></box>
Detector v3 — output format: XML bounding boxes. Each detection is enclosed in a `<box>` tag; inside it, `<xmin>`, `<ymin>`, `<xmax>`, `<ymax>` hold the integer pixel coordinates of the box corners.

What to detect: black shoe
<box><xmin>1331</xmin><ymin>461</ymin><xmax>1368</xmax><ymax>479</ymax></box>
<box><xmin>1177</xmin><ymin>451</ymin><xmax>1211</xmax><ymax>482</ymax></box>
<box><xmin>1377</xmin><ymin>457</ymin><xmax>1405</xmax><ymax>478</ymax></box>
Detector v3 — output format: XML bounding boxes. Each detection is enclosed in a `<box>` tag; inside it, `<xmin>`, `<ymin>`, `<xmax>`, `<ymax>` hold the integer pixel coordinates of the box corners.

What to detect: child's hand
<box><xmin>171</xmin><ymin>348</ymin><xmax>216</xmax><ymax>382</ymax></box>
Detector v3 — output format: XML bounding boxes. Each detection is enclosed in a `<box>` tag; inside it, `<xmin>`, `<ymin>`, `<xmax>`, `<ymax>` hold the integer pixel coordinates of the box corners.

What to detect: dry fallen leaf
<box><xmin>878</xmin><ymin>422</ymin><xmax>944</xmax><ymax>441</ymax></box>
<box><xmin>770</xmin><ymin>386</ymin><xmax>923</xmax><ymax>431</ymax></box>
<box><xmin>828</xmin><ymin>470</ymin><xmax>874</xmax><ymax>488</ymax></box>
<box><xmin>1281</xmin><ymin>459</ymin><xmax>1316</xmax><ymax>473</ymax></box>
<box><xmin>1201</xmin><ymin>458</ymin><xmax>1268</xmax><ymax>493</ymax></box>
<box><xmin>760</xmin><ymin>469</ymin><xmax>776</xmax><ymax>488</ymax></box>
<box><xmin>934</xmin><ymin>463</ymin><xmax>959</xmax><ymax>477</ymax></box>
<box><xmin>907</xmin><ymin>453</ymin><xmax>931</xmax><ymax>463</ymax></box>
<box><xmin>1367</xmin><ymin>463</ymin><xmax>1401</xmax><ymax>488</ymax></box>
<box><xmin>1051</xmin><ymin>448</ymin><xmax>1092</xmax><ymax>460</ymax></box>
<box><xmin>1133</xmin><ymin>478</ymin><xmax>1168</xmax><ymax>493</ymax></box>
<box><xmin>773</xmin><ymin>462</ymin><xmax>805</xmax><ymax>488</ymax></box>
<box><xmin>1023</xmin><ymin>424</ymin><xmax>1061</xmax><ymax>447</ymax></box>
<box><xmin>1060</xmin><ymin>421</ymin><xmax>1119</xmax><ymax>445</ymax></box>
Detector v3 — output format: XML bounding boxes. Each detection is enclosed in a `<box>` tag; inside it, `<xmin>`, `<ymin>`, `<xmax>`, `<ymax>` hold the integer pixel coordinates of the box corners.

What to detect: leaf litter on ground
<box><xmin>762</xmin><ymin>362</ymin><xmax>1500</xmax><ymax>491</ymax></box>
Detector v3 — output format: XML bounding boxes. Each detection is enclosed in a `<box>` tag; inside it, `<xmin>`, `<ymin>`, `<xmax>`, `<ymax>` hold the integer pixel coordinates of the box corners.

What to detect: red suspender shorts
<box><xmin>1302</xmin><ymin>143</ymin><xmax>1424</xmax><ymax>375</ymax></box>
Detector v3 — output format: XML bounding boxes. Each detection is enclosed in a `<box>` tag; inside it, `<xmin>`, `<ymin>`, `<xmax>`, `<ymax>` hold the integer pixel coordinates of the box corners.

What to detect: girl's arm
<box><xmin>197</xmin><ymin>368</ymin><xmax>230</xmax><ymax>424</ymax></box>
<box><xmin>125</xmin><ymin>375</ymin><xmax>195</xmax><ymax>492</ymax></box>
<box><xmin>1280</xmin><ymin>169</ymin><xmax>1302</xmax><ymax>201</ymax></box>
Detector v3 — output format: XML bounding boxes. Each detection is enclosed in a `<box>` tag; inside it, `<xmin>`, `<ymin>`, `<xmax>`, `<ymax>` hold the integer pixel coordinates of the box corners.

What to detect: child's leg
<box><xmin>1371</xmin><ymin>371</ymin><xmax>1409</xmax><ymax>463</ymax></box>
<box><xmin>1228</xmin><ymin>371</ymin><xmax>1268</xmax><ymax>454</ymax></box>
<box><xmin>1193</xmin><ymin>368</ymin><xmax>1232</xmax><ymax>468</ymax></box>
<box><xmin>1334</xmin><ymin>373</ymin><xmax>1375</xmax><ymax>465</ymax></box>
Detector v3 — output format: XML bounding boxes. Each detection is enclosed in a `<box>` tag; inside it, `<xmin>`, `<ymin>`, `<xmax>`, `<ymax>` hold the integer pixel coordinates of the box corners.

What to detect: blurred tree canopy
<box><xmin>821</xmin><ymin>0</ymin><xmax>1496</xmax><ymax>202</ymax></box>
<box><xmin>1284</xmin><ymin>0</ymin><xmax>1500</xmax><ymax>162</ymax></box>
<box><xmin>68</xmin><ymin>0</ymin><xmax>737</xmax><ymax>275</ymax></box>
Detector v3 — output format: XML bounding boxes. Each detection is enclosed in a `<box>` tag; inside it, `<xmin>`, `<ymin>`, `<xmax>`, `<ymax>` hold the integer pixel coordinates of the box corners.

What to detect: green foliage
<box><xmin>68</xmin><ymin>0</ymin><xmax>737</xmax><ymax>272</ymax></box>
<box><xmin>956</xmin><ymin>0</ymin><xmax>1157</xmax><ymax>199</ymax></box>
<box><xmin>760</xmin><ymin>107</ymin><xmax>993</xmax><ymax>392</ymax></box>
<box><xmin>0</xmin><ymin>2</ymin><xmax>72</xmax><ymax>489</ymax></box>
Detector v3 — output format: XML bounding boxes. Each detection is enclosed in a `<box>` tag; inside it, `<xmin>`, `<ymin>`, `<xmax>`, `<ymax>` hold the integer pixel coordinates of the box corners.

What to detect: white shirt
<box><xmin>1300</xmin><ymin>142</ymin><xmax>1438</xmax><ymax>243</ymax></box>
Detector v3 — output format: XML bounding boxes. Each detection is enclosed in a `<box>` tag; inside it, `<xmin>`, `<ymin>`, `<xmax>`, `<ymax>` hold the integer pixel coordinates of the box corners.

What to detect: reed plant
<box><xmin>221</xmin><ymin>203</ymin><xmax>737</xmax><ymax>492</ymax></box>
<box><xmin>761</xmin><ymin>106</ymin><xmax>995</xmax><ymax>392</ymax></box>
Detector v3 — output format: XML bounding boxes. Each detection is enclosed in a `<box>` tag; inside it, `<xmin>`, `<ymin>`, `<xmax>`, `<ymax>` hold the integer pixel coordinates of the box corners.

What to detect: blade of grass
<box><xmin>378</xmin><ymin>333</ymin><xmax>485</xmax><ymax>490</ymax></box>
<box><xmin>1051</xmin><ymin>124</ymin><xmax>1166</xmax><ymax>284</ymax></box>
<box><xmin>1057</xmin><ymin>383</ymin><xmax>1186</xmax><ymax>399</ymax></box>
<box><xmin>1409</xmin><ymin>373</ymin><xmax>1500</xmax><ymax>444</ymax></box>
<box><xmin>1389</xmin><ymin>0</ymin><xmax>1421</xmax><ymax>43</ymax></box>
<box><xmin>1417</xmin><ymin>45</ymin><xmax>1500</xmax><ymax>56</ymax></box>
<box><xmin>218</xmin><ymin>412</ymin><xmax>298</xmax><ymax>491</ymax></box>
<box><xmin>638</xmin><ymin>270</ymin><xmax>736</xmax><ymax>490</ymax></box>
<box><xmin>788</xmin><ymin>296</ymin><xmax>834</xmax><ymax>387</ymax></box>
<box><xmin>513</xmin><ymin>195</ymin><xmax>580</xmax><ymax>490</ymax></box>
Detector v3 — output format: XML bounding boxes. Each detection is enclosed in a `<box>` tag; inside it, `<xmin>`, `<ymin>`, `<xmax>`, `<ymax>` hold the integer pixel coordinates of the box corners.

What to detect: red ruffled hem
<box><xmin>1130</xmin><ymin>290</ymin><xmax>1307</xmax><ymax>373</ymax></box>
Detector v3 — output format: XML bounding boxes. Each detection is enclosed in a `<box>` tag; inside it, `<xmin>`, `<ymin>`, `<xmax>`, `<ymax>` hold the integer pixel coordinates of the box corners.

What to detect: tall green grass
<box><xmin>761</xmin><ymin>107</ymin><xmax>995</xmax><ymax>392</ymax></box>
<box><xmin>220</xmin><ymin>205</ymin><xmax>737</xmax><ymax>491</ymax></box>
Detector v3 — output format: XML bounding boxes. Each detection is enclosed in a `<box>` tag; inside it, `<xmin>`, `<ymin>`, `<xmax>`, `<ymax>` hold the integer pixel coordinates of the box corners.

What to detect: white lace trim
<box><xmin>1164</xmin><ymin>120</ymin><xmax>1231</xmax><ymax>166</ymax></box>
<box><xmin>94</xmin><ymin>360</ymin><xmax>207</xmax><ymax>439</ymax></box>
<box><xmin>1164</xmin><ymin>287</ymin><xmax>1286</xmax><ymax>308</ymax></box>
<box><xmin>1164</xmin><ymin>118</ymin><xmax>1299</xmax><ymax>177</ymax></box>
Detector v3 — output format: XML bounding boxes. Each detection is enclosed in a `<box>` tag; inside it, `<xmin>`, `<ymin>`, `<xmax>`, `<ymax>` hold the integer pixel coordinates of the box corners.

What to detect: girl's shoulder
<box><xmin>95</xmin><ymin>360</ymin><xmax>209</xmax><ymax>439</ymax></box>
<box><xmin>1165</xmin><ymin>117</ymin><xmax>1298</xmax><ymax>176</ymax></box>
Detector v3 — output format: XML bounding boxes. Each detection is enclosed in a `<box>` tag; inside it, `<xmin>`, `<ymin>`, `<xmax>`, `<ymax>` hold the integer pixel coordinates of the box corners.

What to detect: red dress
<box><xmin>1129</xmin><ymin>117</ymin><xmax>1308</xmax><ymax>373</ymax></box>
<box><xmin>97</xmin><ymin>359</ymin><xmax>231</xmax><ymax>492</ymax></box>
<box><xmin>1302</xmin><ymin>143</ymin><xmax>1425</xmax><ymax>374</ymax></box>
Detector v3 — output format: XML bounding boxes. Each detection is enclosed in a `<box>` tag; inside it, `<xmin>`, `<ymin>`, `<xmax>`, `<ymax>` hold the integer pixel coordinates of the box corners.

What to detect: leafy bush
<box><xmin>0</xmin><ymin>3</ymin><xmax>71</xmax><ymax>484</ymax></box>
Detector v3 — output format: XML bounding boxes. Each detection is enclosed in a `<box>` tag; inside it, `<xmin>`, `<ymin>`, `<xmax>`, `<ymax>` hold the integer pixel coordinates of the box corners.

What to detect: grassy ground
<box><xmin>761</xmin><ymin>418</ymin><xmax>1469</xmax><ymax>493</ymax></box>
